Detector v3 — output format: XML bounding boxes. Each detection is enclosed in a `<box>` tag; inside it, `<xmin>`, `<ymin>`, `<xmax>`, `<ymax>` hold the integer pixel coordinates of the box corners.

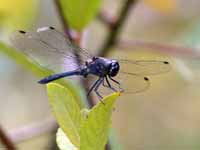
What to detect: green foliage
<box><xmin>80</xmin><ymin>93</ymin><xmax>119</xmax><ymax>150</ymax></box>
<box><xmin>59</xmin><ymin>0</ymin><xmax>102</xmax><ymax>31</ymax></box>
<box><xmin>47</xmin><ymin>83</ymin><xmax>81</xmax><ymax>147</ymax></box>
<box><xmin>47</xmin><ymin>83</ymin><xmax>120</xmax><ymax>150</ymax></box>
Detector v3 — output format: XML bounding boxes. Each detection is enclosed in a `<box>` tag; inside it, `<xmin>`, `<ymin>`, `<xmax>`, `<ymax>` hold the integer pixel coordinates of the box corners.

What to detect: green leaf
<box><xmin>59</xmin><ymin>0</ymin><xmax>102</xmax><ymax>31</ymax></box>
<box><xmin>80</xmin><ymin>93</ymin><xmax>120</xmax><ymax>150</ymax></box>
<box><xmin>47</xmin><ymin>83</ymin><xmax>82</xmax><ymax>147</ymax></box>
<box><xmin>48</xmin><ymin>83</ymin><xmax>120</xmax><ymax>149</ymax></box>
<box><xmin>57</xmin><ymin>128</ymin><xmax>78</xmax><ymax>150</ymax></box>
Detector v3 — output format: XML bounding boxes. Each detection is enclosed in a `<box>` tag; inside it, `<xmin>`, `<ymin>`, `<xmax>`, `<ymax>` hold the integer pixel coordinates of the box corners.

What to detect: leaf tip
<box><xmin>110</xmin><ymin>92</ymin><xmax>121</xmax><ymax>98</ymax></box>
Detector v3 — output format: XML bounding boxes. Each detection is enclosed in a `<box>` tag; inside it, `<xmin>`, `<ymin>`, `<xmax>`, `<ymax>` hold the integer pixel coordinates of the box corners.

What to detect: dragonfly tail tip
<box><xmin>38</xmin><ymin>79</ymin><xmax>47</xmax><ymax>84</ymax></box>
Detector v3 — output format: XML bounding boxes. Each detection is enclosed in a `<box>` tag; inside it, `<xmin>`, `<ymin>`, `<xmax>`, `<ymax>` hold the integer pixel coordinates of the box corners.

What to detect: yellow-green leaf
<box><xmin>59</xmin><ymin>0</ymin><xmax>102</xmax><ymax>31</ymax></box>
<box><xmin>47</xmin><ymin>83</ymin><xmax>81</xmax><ymax>147</ymax></box>
<box><xmin>57</xmin><ymin>128</ymin><xmax>78</xmax><ymax>150</ymax></box>
<box><xmin>80</xmin><ymin>93</ymin><xmax>120</xmax><ymax>150</ymax></box>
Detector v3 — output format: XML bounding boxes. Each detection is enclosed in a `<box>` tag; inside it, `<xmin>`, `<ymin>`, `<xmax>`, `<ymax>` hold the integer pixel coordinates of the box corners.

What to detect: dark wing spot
<box><xmin>49</xmin><ymin>26</ymin><xmax>55</xmax><ymax>30</ymax></box>
<box><xmin>19</xmin><ymin>30</ymin><xmax>26</xmax><ymax>34</ymax></box>
<box><xmin>163</xmin><ymin>61</ymin><xmax>169</xmax><ymax>64</ymax></box>
<box><xmin>144</xmin><ymin>77</ymin><xmax>149</xmax><ymax>81</ymax></box>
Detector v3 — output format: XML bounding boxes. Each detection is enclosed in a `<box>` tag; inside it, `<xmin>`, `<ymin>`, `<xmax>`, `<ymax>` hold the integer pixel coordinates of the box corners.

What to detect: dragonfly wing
<box><xmin>10</xmin><ymin>27</ymin><xmax>91</xmax><ymax>72</ymax></box>
<box><xmin>108</xmin><ymin>72</ymin><xmax>150</xmax><ymax>94</ymax></box>
<box><xmin>35</xmin><ymin>26</ymin><xmax>93</xmax><ymax>61</ymax></box>
<box><xmin>118</xmin><ymin>59</ymin><xmax>171</xmax><ymax>75</ymax></box>
<box><xmin>105</xmin><ymin>59</ymin><xmax>171</xmax><ymax>94</ymax></box>
<box><xmin>95</xmin><ymin>72</ymin><xmax>150</xmax><ymax>96</ymax></box>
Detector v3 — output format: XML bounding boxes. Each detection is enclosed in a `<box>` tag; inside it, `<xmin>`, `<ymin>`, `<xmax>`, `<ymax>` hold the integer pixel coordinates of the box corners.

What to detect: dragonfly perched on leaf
<box><xmin>11</xmin><ymin>26</ymin><xmax>171</xmax><ymax>99</ymax></box>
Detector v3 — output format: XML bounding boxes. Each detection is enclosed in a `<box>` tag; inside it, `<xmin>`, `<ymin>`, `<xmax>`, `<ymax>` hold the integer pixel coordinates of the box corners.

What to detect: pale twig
<box><xmin>117</xmin><ymin>39</ymin><xmax>200</xmax><ymax>57</ymax></box>
<box><xmin>97</xmin><ymin>11</ymin><xmax>117</xmax><ymax>27</ymax></box>
<box><xmin>8</xmin><ymin>117</ymin><xmax>57</xmax><ymax>144</ymax></box>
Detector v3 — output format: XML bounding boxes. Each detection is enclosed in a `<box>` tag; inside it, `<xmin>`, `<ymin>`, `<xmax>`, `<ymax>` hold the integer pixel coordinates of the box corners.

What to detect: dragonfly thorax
<box><xmin>86</xmin><ymin>57</ymin><xmax>120</xmax><ymax>77</ymax></box>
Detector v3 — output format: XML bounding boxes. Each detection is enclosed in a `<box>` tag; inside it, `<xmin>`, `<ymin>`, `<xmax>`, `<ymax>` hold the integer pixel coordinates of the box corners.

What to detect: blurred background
<box><xmin>1</xmin><ymin>0</ymin><xmax>200</xmax><ymax>149</ymax></box>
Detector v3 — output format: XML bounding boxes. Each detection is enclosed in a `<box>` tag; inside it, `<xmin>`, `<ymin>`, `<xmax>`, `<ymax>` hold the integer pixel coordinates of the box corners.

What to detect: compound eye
<box><xmin>112</xmin><ymin>62</ymin><xmax>116</xmax><ymax>66</ymax></box>
<box><xmin>111</xmin><ymin>63</ymin><xmax>118</xmax><ymax>69</ymax></box>
<box><xmin>109</xmin><ymin>62</ymin><xmax>119</xmax><ymax>77</ymax></box>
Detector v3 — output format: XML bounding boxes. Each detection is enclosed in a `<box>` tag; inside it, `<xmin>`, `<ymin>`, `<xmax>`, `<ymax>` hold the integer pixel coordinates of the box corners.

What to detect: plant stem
<box><xmin>97</xmin><ymin>11</ymin><xmax>117</xmax><ymax>27</ymax></box>
<box><xmin>53</xmin><ymin>0</ymin><xmax>73</xmax><ymax>42</ymax></box>
<box><xmin>98</xmin><ymin>0</ymin><xmax>138</xmax><ymax>57</ymax></box>
<box><xmin>53</xmin><ymin>0</ymin><xmax>84</xmax><ymax>77</ymax></box>
<box><xmin>0</xmin><ymin>126</ymin><xmax>16</xmax><ymax>150</ymax></box>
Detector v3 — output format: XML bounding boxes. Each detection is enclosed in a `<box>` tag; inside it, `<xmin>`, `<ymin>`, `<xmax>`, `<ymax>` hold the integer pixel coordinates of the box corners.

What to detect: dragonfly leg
<box><xmin>87</xmin><ymin>78</ymin><xmax>101</xmax><ymax>97</ymax></box>
<box><xmin>108</xmin><ymin>76</ymin><xmax>120</xmax><ymax>85</ymax></box>
<box><xmin>104</xmin><ymin>76</ymin><xmax>117</xmax><ymax>92</ymax></box>
<box><xmin>108</xmin><ymin>76</ymin><xmax>124</xmax><ymax>92</ymax></box>
<box><xmin>102</xmin><ymin>79</ymin><xmax>106</xmax><ymax>86</ymax></box>
<box><xmin>94</xmin><ymin>78</ymin><xmax>104</xmax><ymax>103</ymax></box>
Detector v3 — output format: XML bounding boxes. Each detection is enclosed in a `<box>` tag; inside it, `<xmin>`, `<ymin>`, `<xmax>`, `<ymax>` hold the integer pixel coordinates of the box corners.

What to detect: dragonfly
<box><xmin>11</xmin><ymin>26</ymin><xmax>171</xmax><ymax>99</ymax></box>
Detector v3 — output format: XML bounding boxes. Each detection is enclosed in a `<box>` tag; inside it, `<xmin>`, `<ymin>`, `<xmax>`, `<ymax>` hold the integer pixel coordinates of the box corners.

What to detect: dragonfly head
<box><xmin>108</xmin><ymin>60</ymin><xmax>120</xmax><ymax>77</ymax></box>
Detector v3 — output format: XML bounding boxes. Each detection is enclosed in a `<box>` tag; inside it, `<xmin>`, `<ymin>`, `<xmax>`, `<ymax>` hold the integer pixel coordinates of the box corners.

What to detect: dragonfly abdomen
<box><xmin>38</xmin><ymin>70</ymin><xmax>81</xmax><ymax>84</ymax></box>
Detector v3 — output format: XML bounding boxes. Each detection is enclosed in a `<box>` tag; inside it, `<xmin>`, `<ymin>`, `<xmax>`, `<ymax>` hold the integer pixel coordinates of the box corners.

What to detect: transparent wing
<box><xmin>102</xmin><ymin>59</ymin><xmax>171</xmax><ymax>94</ymax></box>
<box><xmin>96</xmin><ymin>73</ymin><xmax>150</xmax><ymax>96</ymax></box>
<box><xmin>34</xmin><ymin>26</ymin><xmax>93</xmax><ymax>60</ymax></box>
<box><xmin>10</xmin><ymin>26</ymin><xmax>93</xmax><ymax>72</ymax></box>
<box><xmin>118</xmin><ymin>59</ymin><xmax>171</xmax><ymax>75</ymax></box>
<box><xmin>90</xmin><ymin>59</ymin><xmax>170</xmax><ymax>95</ymax></box>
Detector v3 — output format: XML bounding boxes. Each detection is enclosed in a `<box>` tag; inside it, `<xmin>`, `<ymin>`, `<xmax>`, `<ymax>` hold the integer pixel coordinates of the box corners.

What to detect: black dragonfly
<box><xmin>11</xmin><ymin>26</ymin><xmax>171</xmax><ymax>98</ymax></box>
